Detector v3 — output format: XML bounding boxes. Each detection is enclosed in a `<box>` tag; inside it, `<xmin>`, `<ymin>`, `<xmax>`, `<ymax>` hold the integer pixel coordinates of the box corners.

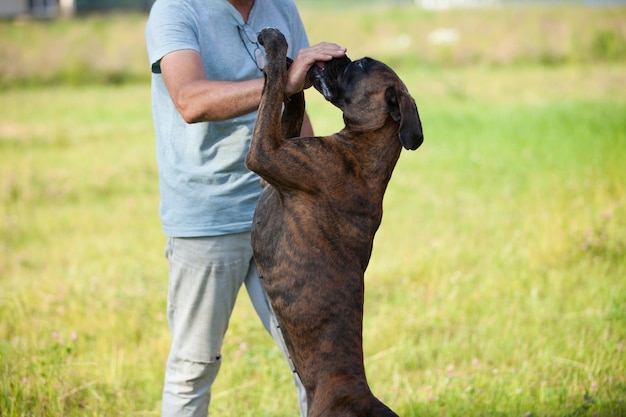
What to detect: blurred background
<box><xmin>1</xmin><ymin>0</ymin><xmax>625</xmax><ymax>88</ymax></box>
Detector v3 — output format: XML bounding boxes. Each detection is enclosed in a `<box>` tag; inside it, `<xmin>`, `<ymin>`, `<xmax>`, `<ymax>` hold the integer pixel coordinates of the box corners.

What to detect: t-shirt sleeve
<box><xmin>145</xmin><ymin>0</ymin><xmax>200</xmax><ymax>73</ymax></box>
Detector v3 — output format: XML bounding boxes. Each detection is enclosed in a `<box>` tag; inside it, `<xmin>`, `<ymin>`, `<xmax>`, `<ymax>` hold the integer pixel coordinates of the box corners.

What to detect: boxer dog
<box><xmin>245</xmin><ymin>28</ymin><xmax>423</xmax><ymax>417</ymax></box>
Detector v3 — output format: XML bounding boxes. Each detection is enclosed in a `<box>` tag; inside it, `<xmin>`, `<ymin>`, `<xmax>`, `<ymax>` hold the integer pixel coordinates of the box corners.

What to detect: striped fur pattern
<box><xmin>245</xmin><ymin>28</ymin><xmax>423</xmax><ymax>417</ymax></box>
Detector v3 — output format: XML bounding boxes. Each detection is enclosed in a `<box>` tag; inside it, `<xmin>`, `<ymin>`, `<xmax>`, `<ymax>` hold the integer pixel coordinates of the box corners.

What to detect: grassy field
<box><xmin>1</xmin><ymin>5</ymin><xmax>626</xmax><ymax>417</ymax></box>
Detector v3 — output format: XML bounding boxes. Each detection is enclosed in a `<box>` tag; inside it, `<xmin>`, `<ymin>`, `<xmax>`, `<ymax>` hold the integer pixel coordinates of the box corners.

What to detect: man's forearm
<box><xmin>172</xmin><ymin>78</ymin><xmax>265</xmax><ymax>124</ymax></box>
<box><xmin>161</xmin><ymin>49</ymin><xmax>265</xmax><ymax>123</ymax></box>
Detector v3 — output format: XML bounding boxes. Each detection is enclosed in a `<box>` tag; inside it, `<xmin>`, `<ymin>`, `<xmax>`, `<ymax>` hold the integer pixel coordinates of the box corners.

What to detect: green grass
<box><xmin>1</xmin><ymin>5</ymin><xmax>626</xmax><ymax>417</ymax></box>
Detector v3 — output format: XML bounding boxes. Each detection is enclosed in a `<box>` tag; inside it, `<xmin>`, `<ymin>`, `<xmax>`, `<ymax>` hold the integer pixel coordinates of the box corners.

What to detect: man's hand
<box><xmin>286</xmin><ymin>42</ymin><xmax>347</xmax><ymax>97</ymax></box>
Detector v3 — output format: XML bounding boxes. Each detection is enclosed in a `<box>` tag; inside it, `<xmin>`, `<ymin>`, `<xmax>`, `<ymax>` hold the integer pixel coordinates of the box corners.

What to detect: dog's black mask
<box><xmin>308</xmin><ymin>55</ymin><xmax>352</xmax><ymax>104</ymax></box>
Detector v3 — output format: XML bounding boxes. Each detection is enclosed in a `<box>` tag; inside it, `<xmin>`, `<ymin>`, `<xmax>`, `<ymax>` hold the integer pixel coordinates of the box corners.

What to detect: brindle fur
<box><xmin>245</xmin><ymin>28</ymin><xmax>423</xmax><ymax>417</ymax></box>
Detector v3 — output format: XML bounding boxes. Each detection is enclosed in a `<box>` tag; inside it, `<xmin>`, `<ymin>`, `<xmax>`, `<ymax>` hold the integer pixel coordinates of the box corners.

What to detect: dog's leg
<box><xmin>281</xmin><ymin>92</ymin><xmax>304</xmax><ymax>139</ymax></box>
<box><xmin>281</xmin><ymin>58</ymin><xmax>305</xmax><ymax>139</ymax></box>
<box><xmin>247</xmin><ymin>28</ymin><xmax>322</xmax><ymax>193</ymax></box>
<box><xmin>246</xmin><ymin>28</ymin><xmax>288</xmax><ymax>177</ymax></box>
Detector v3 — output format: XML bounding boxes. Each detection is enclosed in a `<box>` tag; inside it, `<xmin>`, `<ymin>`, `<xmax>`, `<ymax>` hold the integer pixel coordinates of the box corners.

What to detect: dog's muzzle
<box><xmin>308</xmin><ymin>55</ymin><xmax>352</xmax><ymax>103</ymax></box>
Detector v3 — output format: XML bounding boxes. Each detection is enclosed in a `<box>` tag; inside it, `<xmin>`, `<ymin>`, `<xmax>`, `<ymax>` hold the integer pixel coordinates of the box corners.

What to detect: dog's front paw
<box><xmin>257</xmin><ymin>28</ymin><xmax>288</xmax><ymax>59</ymax></box>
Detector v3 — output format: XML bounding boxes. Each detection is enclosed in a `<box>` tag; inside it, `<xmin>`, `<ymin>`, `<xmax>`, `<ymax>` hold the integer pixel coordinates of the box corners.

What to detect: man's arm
<box><xmin>160</xmin><ymin>43</ymin><xmax>346</xmax><ymax>125</ymax></box>
<box><xmin>160</xmin><ymin>50</ymin><xmax>264</xmax><ymax>123</ymax></box>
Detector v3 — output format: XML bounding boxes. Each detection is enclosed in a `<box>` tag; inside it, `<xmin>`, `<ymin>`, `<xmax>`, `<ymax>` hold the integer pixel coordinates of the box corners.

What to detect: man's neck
<box><xmin>228</xmin><ymin>0</ymin><xmax>255</xmax><ymax>22</ymax></box>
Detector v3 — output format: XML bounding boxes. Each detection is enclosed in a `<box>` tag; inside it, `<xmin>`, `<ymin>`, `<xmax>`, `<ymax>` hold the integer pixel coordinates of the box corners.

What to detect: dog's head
<box><xmin>308</xmin><ymin>56</ymin><xmax>423</xmax><ymax>150</ymax></box>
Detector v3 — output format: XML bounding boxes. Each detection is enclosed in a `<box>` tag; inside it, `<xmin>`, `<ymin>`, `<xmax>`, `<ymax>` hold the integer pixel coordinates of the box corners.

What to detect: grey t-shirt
<box><xmin>145</xmin><ymin>0</ymin><xmax>309</xmax><ymax>237</ymax></box>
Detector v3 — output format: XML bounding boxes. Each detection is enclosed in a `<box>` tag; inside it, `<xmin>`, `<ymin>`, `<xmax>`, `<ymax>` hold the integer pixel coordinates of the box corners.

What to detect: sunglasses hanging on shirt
<box><xmin>237</xmin><ymin>23</ymin><xmax>266</xmax><ymax>71</ymax></box>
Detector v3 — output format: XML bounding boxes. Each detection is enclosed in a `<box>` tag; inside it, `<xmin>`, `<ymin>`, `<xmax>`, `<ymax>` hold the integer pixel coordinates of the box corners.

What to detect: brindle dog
<box><xmin>245</xmin><ymin>28</ymin><xmax>423</xmax><ymax>417</ymax></box>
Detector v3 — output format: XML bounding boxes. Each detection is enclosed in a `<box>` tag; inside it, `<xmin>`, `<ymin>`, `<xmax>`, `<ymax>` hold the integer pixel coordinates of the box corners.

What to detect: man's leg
<box><xmin>161</xmin><ymin>234</ymin><xmax>251</xmax><ymax>417</ymax></box>
<box><xmin>245</xmin><ymin>260</ymin><xmax>308</xmax><ymax>417</ymax></box>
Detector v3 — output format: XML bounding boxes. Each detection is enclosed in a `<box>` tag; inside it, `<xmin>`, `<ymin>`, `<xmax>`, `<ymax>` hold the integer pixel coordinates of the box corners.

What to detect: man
<box><xmin>145</xmin><ymin>0</ymin><xmax>347</xmax><ymax>416</ymax></box>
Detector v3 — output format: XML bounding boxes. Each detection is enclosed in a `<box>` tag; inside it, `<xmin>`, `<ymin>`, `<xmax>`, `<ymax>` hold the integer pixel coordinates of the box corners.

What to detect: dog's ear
<box><xmin>386</xmin><ymin>86</ymin><xmax>424</xmax><ymax>150</ymax></box>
